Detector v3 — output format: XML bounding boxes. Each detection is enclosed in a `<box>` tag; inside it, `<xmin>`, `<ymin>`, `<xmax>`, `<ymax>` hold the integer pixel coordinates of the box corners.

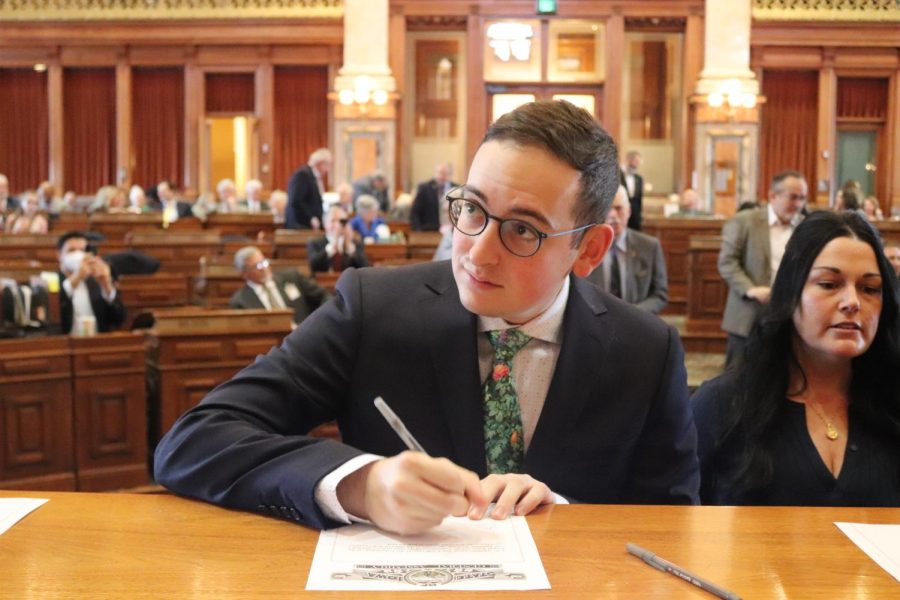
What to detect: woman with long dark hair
<box><xmin>693</xmin><ymin>211</ymin><xmax>900</xmax><ymax>505</ymax></box>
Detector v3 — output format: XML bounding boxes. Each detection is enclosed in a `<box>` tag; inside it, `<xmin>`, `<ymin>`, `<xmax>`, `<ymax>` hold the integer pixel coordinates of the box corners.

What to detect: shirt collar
<box><xmin>615</xmin><ymin>230</ymin><xmax>628</xmax><ymax>251</ymax></box>
<box><xmin>767</xmin><ymin>203</ymin><xmax>800</xmax><ymax>227</ymax></box>
<box><xmin>477</xmin><ymin>276</ymin><xmax>569</xmax><ymax>344</ymax></box>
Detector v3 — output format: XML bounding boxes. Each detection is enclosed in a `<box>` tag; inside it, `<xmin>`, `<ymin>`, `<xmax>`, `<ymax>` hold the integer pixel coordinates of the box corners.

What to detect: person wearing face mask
<box><xmin>57</xmin><ymin>231</ymin><xmax>126</xmax><ymax>335</ymax></box>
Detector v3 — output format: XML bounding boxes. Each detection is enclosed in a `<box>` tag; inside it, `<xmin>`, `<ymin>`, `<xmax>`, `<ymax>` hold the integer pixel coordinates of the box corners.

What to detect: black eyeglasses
<box><xmin>446</xmin><ymin>187</ymin><xmax>596</xmax><ymax>258</ymax></box>
<box><xmin>254</xmin><ymin>259</ymin><xmax>270</xmax><ymax>271</ymax></box>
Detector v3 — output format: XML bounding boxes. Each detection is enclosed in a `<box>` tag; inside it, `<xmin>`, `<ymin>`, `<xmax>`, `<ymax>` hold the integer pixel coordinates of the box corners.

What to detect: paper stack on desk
<box><xmin>306</xmin><ymin>515</ymin><xmax>550</xmax><ymax>591</ymax></box>
<box><xmin>835</xmin><ymin>522</ymin><xmax>900</xmax><ymax>583</ymax></box>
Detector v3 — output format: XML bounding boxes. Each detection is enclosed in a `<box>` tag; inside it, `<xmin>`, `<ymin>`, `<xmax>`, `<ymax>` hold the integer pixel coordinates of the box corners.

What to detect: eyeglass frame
<box><xmin>445</xmin><ymin>186</ymin><xmax>597</xmax><ymax>258</ymax></box>
<box><xmin>253</xmin><ymin>258</ymin><xmax>270</xmax><ymax>271</ymax></box>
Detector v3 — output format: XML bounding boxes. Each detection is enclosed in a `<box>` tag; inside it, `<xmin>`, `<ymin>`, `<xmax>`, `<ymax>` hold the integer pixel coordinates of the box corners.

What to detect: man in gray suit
<box><xmin>718</xmin><ymin>170</ymin><xmax>808</xmax><ymax>367</ymax></box>
<box><xmin>587</xmin><ymin>185</ymin><xmax>668</xmax><ymax>314</ymax></box>
<box><xmin>229</xmin><ymin>246</ymin><xmax>329</xmax><ymax>327</ymax></box>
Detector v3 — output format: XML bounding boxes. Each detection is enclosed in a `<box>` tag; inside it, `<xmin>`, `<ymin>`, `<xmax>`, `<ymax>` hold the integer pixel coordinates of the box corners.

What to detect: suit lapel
<box><xmin>239</xmin><ymin>285</ymin><xmax>265</xmax><ymax>309</ymax></box>
<box><xmin>415</xmin><ymin>267</ymin><xmax>486</xmax><ymax>474</ymax></box>
<box><xmin>527</xmin><ymin>277</ymin><xmax>610</xmax><ymax>463</ymax></box>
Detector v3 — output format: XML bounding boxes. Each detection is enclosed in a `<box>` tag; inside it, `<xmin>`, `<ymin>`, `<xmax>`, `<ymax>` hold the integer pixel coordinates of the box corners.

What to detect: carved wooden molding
<box><xmin>754</xmin><ymin>0</ymin><xmax>900</xmax><ymax>22</ymax></box>
<box><xmin>0</xmin><ymin>0</ymin><xmax>343</xmax><ymax>21</ymax></box>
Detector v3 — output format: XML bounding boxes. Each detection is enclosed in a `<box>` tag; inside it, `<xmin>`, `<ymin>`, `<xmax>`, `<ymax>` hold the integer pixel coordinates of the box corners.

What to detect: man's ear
<box><xmin>572</xmin><ymin>223</ymin><xmax>614</xmax><ymax>278</ymax></box>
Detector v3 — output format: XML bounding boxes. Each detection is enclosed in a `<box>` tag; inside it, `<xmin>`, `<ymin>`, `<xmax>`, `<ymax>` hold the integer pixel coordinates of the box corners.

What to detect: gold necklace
<box><xmin>806</xmin><ymin>403</ymin><xmax>840</xmax><ymax>441</ymax></box>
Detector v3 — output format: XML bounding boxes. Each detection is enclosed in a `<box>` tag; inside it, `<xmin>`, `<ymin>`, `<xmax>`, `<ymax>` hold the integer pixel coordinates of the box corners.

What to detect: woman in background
<box><xmin>692</xmin><ymin>211</ymin><xmax>900</xmax><ymax>506</ymax></box>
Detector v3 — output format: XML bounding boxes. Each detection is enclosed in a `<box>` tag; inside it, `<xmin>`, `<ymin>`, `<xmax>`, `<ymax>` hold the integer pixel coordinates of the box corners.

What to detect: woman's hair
<box><xmin>721</xmin><ymin>210</ymin><xmax>900</xmax><ymax>491</ymax></box>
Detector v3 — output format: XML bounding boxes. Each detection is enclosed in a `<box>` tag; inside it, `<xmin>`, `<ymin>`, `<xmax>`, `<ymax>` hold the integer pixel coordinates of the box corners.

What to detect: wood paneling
<box><xmin>0</xmin><ymin>337</ymin><xmax>74</xmax><ymax>491</ymax></box>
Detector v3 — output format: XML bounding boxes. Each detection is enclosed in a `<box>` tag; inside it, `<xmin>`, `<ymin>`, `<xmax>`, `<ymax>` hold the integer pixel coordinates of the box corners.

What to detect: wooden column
<box><xmin>465</xmin><ymin>13</ymin><xmax>486</xmax><ymax>165</ymax></box>
<box><xmin>48</xmin><ymin>60</ymin><xmax>64</xmax><ymax>191</ymax></box>
<box><xmin>255</xmin><ymin>61</ymin><xmax>274</xmax><ymax>191</ymax></box>
<box><xmin>116</xmin><ymin>59</ymin><xmax>132</xmax><ymax>188</ymax></box>
<box><xmin>603</xmin><ymin>9</ymin><xmax>624</xmax><ymax>142</ymax></box>
<box><xmin>183</xmin><ymin>61</ymin><xmax>203</xmax><ymax>195</ymax></box>
<box><xmin>681</xmin><ymin>8</ymin><xmax>704</xmax><ymax>191</ymax></box>
<box><xmin>887</xmin><ymin>69</ymin><xmax>900</xmax><ymax>216</ymax></box>
<box><xmin>389</xmin><ymin>3</ymin><xmax>407</xmax><ymax>191</ymax></box>
<box><xmin>816</xmin><ymin>50</ymin><xmax>837</xmax><ymax>207</ymax></box>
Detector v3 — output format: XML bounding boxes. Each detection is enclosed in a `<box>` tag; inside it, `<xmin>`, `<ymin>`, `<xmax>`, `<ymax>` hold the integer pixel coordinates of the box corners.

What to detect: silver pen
<box><xmin>373</xmin><ymin>396</ymin><xmax>427</xmax><ymax>454</ymax></box>
<box><xmin>626</xmin><ymin>543</ymin><xmax>741</xmax><ymax>600</ymax></box>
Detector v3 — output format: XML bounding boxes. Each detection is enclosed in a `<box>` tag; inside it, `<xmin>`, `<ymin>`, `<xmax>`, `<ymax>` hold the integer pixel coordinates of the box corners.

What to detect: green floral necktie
<box><xmin>483</xmin><ymin>328</ymin><xmax>533</xmax><ymax>474</ymax></box>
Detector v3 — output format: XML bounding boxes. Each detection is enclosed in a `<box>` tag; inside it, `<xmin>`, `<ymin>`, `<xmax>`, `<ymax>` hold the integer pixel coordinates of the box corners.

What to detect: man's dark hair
<box><xmin>770</xmin><ymin>170</ymin><xmax>805</xmax><ymax>192</ymax></box>
<box><xmin>718</xmin><ymin>210</ymin><xmax>900</xmax><ymax>494</ymax></box>
<box><xmin>842</xmin><ymin>189</ymin><xmax>861</xmax><ymax>211</ymax></box>
<box><xmin>56</xmin><ymin>230</ymin><xmax>89</xmax><ymax>251</ymax></box>
<box><xmin>481</xmin><ymin>100</ymin><xmax>619</xmax><ymax>242</ymax></box>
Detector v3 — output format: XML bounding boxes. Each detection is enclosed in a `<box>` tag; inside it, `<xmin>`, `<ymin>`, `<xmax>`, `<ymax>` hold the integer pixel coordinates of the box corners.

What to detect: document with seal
<box><xmin>306</xmin><ymin>515</ymin><xmax>550</xmax><ymax>591</ymax></box>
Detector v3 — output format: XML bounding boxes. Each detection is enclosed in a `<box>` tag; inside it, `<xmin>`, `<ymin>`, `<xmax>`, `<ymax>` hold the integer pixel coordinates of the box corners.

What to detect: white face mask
<box><xmin>61</xmin><ymin>250</ymin><xmax>86</xmax><ymax>275</ymax></box>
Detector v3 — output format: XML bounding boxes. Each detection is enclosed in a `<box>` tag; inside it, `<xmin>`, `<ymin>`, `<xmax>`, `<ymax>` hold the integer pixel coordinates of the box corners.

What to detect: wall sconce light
<box><xmin>487</xmin><ymin>23</ymin><xmax>534</xmax><ymax>62</ymax></box>
<box><xmin>707</xmin><ymin>78</ymin><xmax>757</xmax><ymax>109</ymax></box>
<box><xmin>337</xmin><ymin>75</ymin><xmax>390</xmax><ymax>109</ymax></box>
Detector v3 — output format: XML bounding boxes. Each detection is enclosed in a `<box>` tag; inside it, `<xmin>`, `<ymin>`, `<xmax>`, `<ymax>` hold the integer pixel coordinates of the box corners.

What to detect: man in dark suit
<box><xmin>154</xmin><ymin>100</ymin><xmax>699</xmax><ymax>535</ymax></box>
<box><xmin>587</xmin><ymin>185</ymin><xmax>668</xmax><ymax>314</ymax></box>
<box><xmin>57</xmin><ymin>231</ymin><xmax>126</xmax><ymax>335</ymax></box>
<box><xmin>155</xmin><ymin>181</ymin><xmax>193</xmax><ymax>223</ymax></box>
<box><xmin>410</xmin><ymin>162</ymin><xmax>455</xmax><ymax>231</ymax></box>
<box><xmin>620</xmin><ymin>150</ymin><xmax>643</xmax><ymax>230</ymax></box>
<box><xmin>286</xmin><ymin>148</ymin><xmax>331</xmax><ymax>230</ymax></box>
<box><xmin>307</xmin><ymin>206</ymin><xmax>370</xmax><ymax>273</ymax></box>
<box><xmin>229</xmin><ymin>246</ymin><xmax>329</xmax><ymax>326</ymax></box>
<box><xmin>352</xmin><ymin>170</ymin><xmax>390</xmax><ymax>214</ymax></box>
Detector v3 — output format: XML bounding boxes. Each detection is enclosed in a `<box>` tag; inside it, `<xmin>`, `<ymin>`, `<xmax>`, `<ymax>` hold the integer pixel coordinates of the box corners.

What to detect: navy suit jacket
<box><xmin>154</xmin><ymin>261</ymin><xmax>699</xmax><ymax>529</ymax></box>
<box><xmin>410</xmin><ymin>178</ymin><xmax>456</xmax><ymax>231</ymax></box>
<box><xmin>286</xmin><ymin>165</ymin><xmax>324</xmax><ymax>229</ymax></box>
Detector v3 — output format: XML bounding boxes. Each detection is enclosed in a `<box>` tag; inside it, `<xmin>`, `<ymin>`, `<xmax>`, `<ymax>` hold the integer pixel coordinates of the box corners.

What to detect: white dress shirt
<box><xmin>314</xmin><ymin>278</ymin><xmax>572</xmax><ymax>524</ymax></box>
<box><xmin>62</xmin><ymin>276</ymin><xmax>117</xmax><ymax>330</ymax></box>
<box><xmin>247</xmin><ymin>279</ymin><xmax>286</xmax><ymax>310</ymax></box>
<box><xmin>768</xmin><ymin>204</ymin><xmax>796</xmax><ymax>282</ymax></box>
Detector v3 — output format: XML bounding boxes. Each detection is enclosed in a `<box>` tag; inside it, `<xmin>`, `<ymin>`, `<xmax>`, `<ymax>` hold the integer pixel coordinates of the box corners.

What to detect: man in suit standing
<box><xmin>587</xmin><ymin>186</ymin><xmax>668</xmax><ymax>314</ymax></box>
<box><xmin>229</xmin><ymin>246</ymin><xmax>329</xmax><ymax>327</ymax></box>
<box><xmin>307</xmin><ymin>206</ymin><xmax>370</xmax><ymax>273</ymax></box>
<box><xmin>286</xmin><ymin>148</ymin><xmax>331</xmax><ymax>230</ymax></box>
<box><xmin>154</xmin><ymin>100</ymin><xmax>699</xmax><ymax>535</ymax></box>
<box><xmin>57</xmin><ymin>231</ymin><xmax>126</xmax><ymax>335</ymax></box>
<box><xmin>620</xmin><ymin>150</ymin><xmax>644</xmax><ymax>230</ymax></box>
<box><xmin>352</xmin><ymin>170</ymin><xmax>390</xmax><ymax>214</ymax></box>
<box><xmin>718</xmin><ymin>170</ymin><xmax>808</xmax><ymax>367</ymax></box>
<box><xmin>410</xmin><ymin>162</ymin><xmax>455</xmax><ymax>231</ymax></box>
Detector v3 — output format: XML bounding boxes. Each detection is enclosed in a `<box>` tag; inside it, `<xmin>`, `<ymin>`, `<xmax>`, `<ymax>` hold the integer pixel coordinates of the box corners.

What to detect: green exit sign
<box><xmin>536</xmin><ymin>0</ymin><xmax>557</xmax><ymax>15</ymax></box>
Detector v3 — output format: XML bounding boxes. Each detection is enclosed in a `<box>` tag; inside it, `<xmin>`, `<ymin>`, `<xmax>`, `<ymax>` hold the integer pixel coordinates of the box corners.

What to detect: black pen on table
<box><xmin>626</xmin><ymin>543</ymin><xmax>741</xmax><ymax>600</ymax></box>
<box><xmin>373</xmin><ymin>396</ymin><xmax>427</xmax><ymax>454</ymax></box>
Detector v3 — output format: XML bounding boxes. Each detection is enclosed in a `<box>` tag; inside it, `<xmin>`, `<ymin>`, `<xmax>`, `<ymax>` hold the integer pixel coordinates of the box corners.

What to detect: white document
<box><xmin>835</xmin><ymin>522</ymin><xmax>900</xmax><ymax>583</ymax></box>
<box><xmin>306</xmin><ymin>515</ymin><xmax>550</xmax><ymax>591</ymax></box>
<box><xmin>0</xmin><ymin>498</ymin><xmax>48</xmax><ymax>535</ymax></box>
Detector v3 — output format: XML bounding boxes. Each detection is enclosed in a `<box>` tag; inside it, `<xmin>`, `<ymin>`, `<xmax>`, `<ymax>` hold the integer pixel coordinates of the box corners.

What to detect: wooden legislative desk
<box><xmin>146</xmin><ymin>308</ymin><xmax>292</xmax><ymax>445</ymax></box>
<box><xmin>0</xmin><ymin>333</ymin><xmax>147</xmax><ymax>492</ymax></box>
<box><xmin>0</xmin><ymin>492</ymin><xmax>896</xmax><ymax>599</ymax></box>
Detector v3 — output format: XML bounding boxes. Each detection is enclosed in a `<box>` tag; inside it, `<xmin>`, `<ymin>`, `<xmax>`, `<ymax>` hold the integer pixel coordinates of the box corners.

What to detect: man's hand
<box><xmin>87</xmin><ymin>256</ymin><xmax>115</xmax><ymax>296</ymax></box>
<box><xmin>745</xmin><ymin>286</ymin><xmax>771</xmax><ymax>304</ymax></box>
<box><xmin>471</xmin><ymin>474</ymin><xmax>555</xmax><ymax>520</ymax></box>
<box><xmin>310</xmin><ymin>216</ymin><xmax>322</xmax><ymax>230</ymax></box>
<box><xmin>337</xmin><ymin>452</ymin><xmax>486</xmax><ymax>535</ymax></box>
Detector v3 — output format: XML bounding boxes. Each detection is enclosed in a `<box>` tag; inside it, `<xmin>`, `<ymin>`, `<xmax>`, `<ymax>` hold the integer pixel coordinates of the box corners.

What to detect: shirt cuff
<box><xmin>314</xmin><ymin>453</ymin><xmax>382</xmax><ymax>524</ymax></box>
<box><xmin>551</xmin><ymin>492</ymin><xmax>569</xmax><ymax>505</ymax></box>
<box><xmin>62</xmin><ymin>278</ymin><xmax>74</xmax><ymax>297</ymax></box>
<box><xmin>325</xmin><ymin>242</ymin><xmax>336</xmax><ymax>257</ymax></box>
<box><xmin>101</xmin><ymin>287</ymin><xmax>117</xmax><ymax>303</ymax></box>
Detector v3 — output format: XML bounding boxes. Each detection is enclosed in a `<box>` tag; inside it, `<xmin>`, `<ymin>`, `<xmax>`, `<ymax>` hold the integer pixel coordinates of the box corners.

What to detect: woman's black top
<box><xmin>691</xmin><ymin>372</ymin><xmax>900</xmax><ymax>507</ymax></box>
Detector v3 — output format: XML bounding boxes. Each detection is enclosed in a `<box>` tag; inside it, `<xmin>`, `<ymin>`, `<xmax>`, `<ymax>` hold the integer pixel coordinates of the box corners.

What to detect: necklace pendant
<box><xmin>825</xmin><ymin>424</ymin><xmax>840</xmax><ymax>441</ymax></box>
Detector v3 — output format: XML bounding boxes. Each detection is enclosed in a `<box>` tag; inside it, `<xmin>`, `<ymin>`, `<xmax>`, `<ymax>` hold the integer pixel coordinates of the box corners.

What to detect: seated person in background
<box><xmin>268</xmin><ymin>190</ymin><xmax>287</xmax><ymax>225</ymax></box>
<box><xmin>155</xmin><ymin>180</ymin><xmax>193</xmax><ymax>223</ymax></box>
<box><xmin>884</xmin><ymin>241</ymin><xmax>900</xmax><ymax>277</ymax></box>
<box><xmin>862</xmin><ymin>196</ymin><xmax>883</xmax><ymax>221</ymax></box>
<box><xmin>352</xmin><ymin>170</ymin><xmax>390</xmax><ymax>214</ymax></box>
<box><xmin>57</xmin><ymin>231</ymin><xmax>126</xmax><ymax>334</ymax></box>
<box><xmin>307</xmin><ymin>205</ymin><xmax>369</xmax><ymax>273</ymax></box>
<box><xmin>389</xmin><ymin>191</ymin><xmax>412</xmax><ymax>222</ymax></box>
<box><xmin>669</xmin><ymin>188</ymin><xmax>712</xmax><ymax>218</ymax></box>
<box><xmin>229</xmin><ymin>246</ymin><xmax>329</xmax><ymax>327</ymax></box>
<box><xmin>6</xmin><ymin>191</ymin><xmax>49</xmax><ymax>234</ymax></box>
<box><xmin>334</xmin><ymin>182</ymin><xmax>355</xmax><ymax>215</ymax></box>
<box><xmin>36</xmin><ymin>180</ymin><xmax>56</xmax><ymax>211</ymax></box>
<box><xmin>127</xmin><ymin>184</ymin><xmax>150</xmax><ymax>214</ymax></box>
<box><xmin>88</xmin><ymin>185</ymin><xmax>127</xmax><ymax>214</ymax></box>
<box><xmin>49</xmin><ymin>190</ymin><xmax>81</xmax><ymax>215</ymax></box>
<box><xmin>349</xmin><ymin>195</ymin><xmax>387</xmax><ymax>243</ymax></box>
<box><xmin>153</xmin><ymin>100</ymin><xmax>699</xmax><ymax>535</ymax></box>
<box><xmin>1</xmin><ymin>279</ymin><xmax>51</xmax><ymax>331</ymax></box>
<box><xmin>692</xmin><ymin>211</ymin><xmax>900</xmax><ymax>506</ymax></box>
<box><xmin>586</xmin><ymin>185</ymin><xmax>668</xmax><ymax>314</ymax></box>
<box><xmin>241</xmin><ymin>179</ymin><xmax>269</xmax><ymax>214</ymax></box>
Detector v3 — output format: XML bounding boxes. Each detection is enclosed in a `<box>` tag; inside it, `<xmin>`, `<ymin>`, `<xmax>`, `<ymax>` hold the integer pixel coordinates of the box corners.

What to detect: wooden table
<box><xmin>1</xmin><ymin>491</ymin><xmax>896</xmax><ymax>598</ymax></box>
